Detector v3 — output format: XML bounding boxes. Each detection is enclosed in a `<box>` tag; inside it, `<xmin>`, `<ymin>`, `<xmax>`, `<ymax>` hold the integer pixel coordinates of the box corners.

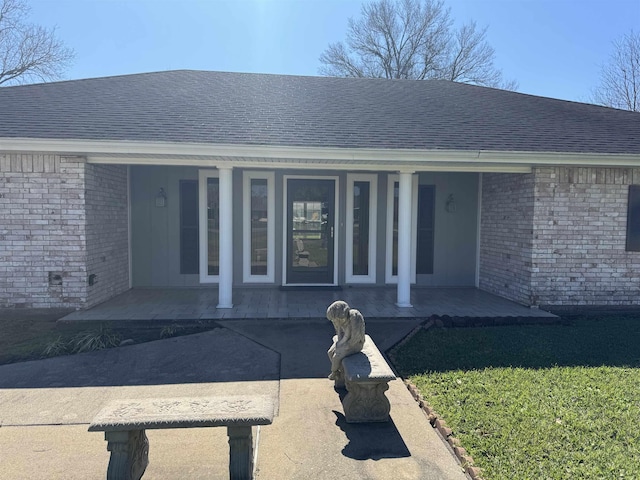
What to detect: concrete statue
<box><xmin>326</xmin><ymin>300</ymin><xmax>366</xmax><ymax>383</ymax></box>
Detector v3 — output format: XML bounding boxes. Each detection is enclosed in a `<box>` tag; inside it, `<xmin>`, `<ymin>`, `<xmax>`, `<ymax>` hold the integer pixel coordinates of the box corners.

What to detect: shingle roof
<box><xmin>0</xmin><ymin>69</ymin><xmax>638</xmax><ymax>154</ymax></box>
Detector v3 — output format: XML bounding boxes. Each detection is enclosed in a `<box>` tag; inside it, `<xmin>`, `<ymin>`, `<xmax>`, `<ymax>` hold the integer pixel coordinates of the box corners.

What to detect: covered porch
<box><xmin>60</xmin><ymin>287</ymin><xmax>556</xmax><ymax>322</ymax></box>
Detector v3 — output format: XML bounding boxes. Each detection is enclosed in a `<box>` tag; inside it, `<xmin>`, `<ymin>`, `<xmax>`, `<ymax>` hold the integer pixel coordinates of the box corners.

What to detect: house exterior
<box><xmin>0</xmin><ymin>70</ymin><xmax>639</xmax><ymax>311</ymax></box>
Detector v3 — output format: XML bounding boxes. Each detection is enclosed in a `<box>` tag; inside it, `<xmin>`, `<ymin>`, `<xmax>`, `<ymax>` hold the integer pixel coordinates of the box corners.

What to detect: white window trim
<box><xmin>282</xmin><ymin>175</ymin><xmax>339</xmax><ymax>286</ymax></box>
<box><xmin>346</xmin><ymin>173</ymin><xmax>377</xmax><ymax>284</ymax></box>
<box><xmin>198</xmin><ymin>169</ymin><xmax>219</xmax><ymax>284</ymax></box>
<box><xmin>243</xmin><ymin>171</ymin><xmax>275</xmax><ymax>283</ymax></box>
<box><xmin>385</xmin><ymin>174</ymin><xmax>418</xmax><ymax>284</ymax></box>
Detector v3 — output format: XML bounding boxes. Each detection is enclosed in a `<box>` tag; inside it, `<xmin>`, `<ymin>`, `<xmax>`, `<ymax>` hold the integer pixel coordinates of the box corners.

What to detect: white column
<box><xmin>217</xmin><ymin>167</ymin><xmax>233</xmax><ymax>309</ymax></box>
<box><xmin>396</xmin><ymin>171</ymin><xmax>413</xmax><ymax>308</ymax></box>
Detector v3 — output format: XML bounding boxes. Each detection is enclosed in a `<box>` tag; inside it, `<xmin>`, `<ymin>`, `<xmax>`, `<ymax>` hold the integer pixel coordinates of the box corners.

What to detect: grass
<box><xmin>0</xmin><ymin>309</ymin><xmax>219</xmax><ymax>365</ymax></box>
<box><xmin>391</xmin><ymin>315</ymin><xmax>640</xmax><ymax>480</ymax></box>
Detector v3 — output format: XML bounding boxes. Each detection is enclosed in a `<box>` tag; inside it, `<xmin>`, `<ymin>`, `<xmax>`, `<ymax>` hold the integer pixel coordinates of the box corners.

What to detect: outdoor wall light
<box><xmin>445</xmin><ymin>194</ymin><xmax>457</xmax><ymax>213</ymax></box>
<box><xmin>155</xmin><ymin>187</ymin><xmax>167</xmax><ymax>207</ymax></box>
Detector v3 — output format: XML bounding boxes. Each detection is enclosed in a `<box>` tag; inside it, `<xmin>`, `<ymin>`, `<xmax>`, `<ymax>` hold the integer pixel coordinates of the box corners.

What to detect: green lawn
<box><xmin>391</xmin><ymin>316</ymin><xmax>640</xmax><ymax>480</ymax></box>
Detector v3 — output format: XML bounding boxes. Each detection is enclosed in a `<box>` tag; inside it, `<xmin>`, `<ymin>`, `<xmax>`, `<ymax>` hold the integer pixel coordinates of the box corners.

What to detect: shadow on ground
<box><xmin>219</xmin><ymin>318</ymin><xmax>421</xmax><ymax>379</ymax></box>
<box><xmin>393</xmin><ymin>315</ymin><xmax>640</xmax><ymax>374</ymax></box>
<box><xmin>333</xmin><ymin>410</ymin><xmax>410</xmax><ymax>460</ymax></box>
<box><xmin>0</xmin><ymin>328</ymin><xmax>280</xmax><ymax>389</ymax></box>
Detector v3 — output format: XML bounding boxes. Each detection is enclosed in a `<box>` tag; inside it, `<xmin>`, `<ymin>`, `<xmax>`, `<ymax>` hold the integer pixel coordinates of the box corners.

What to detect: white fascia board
<box><xmin>1</xmin><ymin>137</ymin><xmax>639</xmax><ymax>169</ymax></box>
<box><xmin>87</xmin><ymin>156</ymin><xmax>533</xmax><ymax>173</ymax></box>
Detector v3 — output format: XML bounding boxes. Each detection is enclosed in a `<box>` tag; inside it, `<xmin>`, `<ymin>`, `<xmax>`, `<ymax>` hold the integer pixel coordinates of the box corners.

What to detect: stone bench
<box><xmin>330</xmin><ymin>334</ymin><xmax>396</xmax><ymax>423</ymax></box>
<box><xmin>88</xmin><ymin>395</ymin><xmax>275</xmax><ymax>480</ymax></box>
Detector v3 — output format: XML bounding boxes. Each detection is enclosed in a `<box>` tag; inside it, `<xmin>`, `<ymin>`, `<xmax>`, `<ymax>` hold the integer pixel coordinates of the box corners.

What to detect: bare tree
<box><xmin>319</xmin><ymin>0</ymin><xmax>516</xmax><ymax>89</ymax></box>
<box><xmin>0</xmin><ymin>0</ymin><xmax>74</xmax><ymax>86</ymax></box>
<box><xmin>592</xmin><ymin>30</ymin><xmax>640</xmax><ymax>112</ymax></box>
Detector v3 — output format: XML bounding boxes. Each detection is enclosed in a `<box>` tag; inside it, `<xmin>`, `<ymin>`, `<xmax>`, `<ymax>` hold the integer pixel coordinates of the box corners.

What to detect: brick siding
<box><xmin>481</xmin><ymin>167</ymin><xmax>640</xmax><ymax>308</ymax></box>
<box><xmin>85</xmin><ymin>163</ymin><xmax>130</xmax><ymax>307</ymax></box>
<box><xmin>479</xmin><ymin>172</ymin><xmax>535</xmax><ymax>305</ymax></box>
<box><xmin>0</xmin><ymin>154</ymin><xmax>129</xmax><ymax>309</ymax></box>
<box><xmin>532</xmin><ymin>167</ymin><xmax>640</xmax><ymax>307</ymax></box>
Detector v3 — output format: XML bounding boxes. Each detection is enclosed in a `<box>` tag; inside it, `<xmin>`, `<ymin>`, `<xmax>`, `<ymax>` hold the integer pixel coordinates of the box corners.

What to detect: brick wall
<box><xmin>0</xmin><ymin>154</ymin><xmax>88</xmax><ymax>308</ymax></box>
<box><xmin>480</xmin><ymin>167</ymin><xmax>640</xmax><ymax>308</ymax></box>
<box><xmin>479</xmin><ymin>172</ymin><xmax>535</xmax><ymax>305</ymax></box>
<box><xmin>0</xmin><ymin>155</ymin><xmax>130</xmax><ymax>309</ymax></box>
<box><xmin>85</xmin><ymin>163</ymin><xmax>130</xmax><ymax>307</ymax></box>
<box><xmin>532</xmin><ymin>167</ymin><xmax>640</xmax><ymax>307</ymax></box>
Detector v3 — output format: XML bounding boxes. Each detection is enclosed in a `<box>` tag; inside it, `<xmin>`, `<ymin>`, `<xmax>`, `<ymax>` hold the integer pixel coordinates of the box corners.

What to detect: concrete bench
<box><xmin>89</xmin><ymin>395</ymin><xmax>275</xmax><ymax>480</ymax></box>
<box><xmin>330</xmin><ymin>334</ymin><xmax>396</xmax><ymax>423</ymax></box>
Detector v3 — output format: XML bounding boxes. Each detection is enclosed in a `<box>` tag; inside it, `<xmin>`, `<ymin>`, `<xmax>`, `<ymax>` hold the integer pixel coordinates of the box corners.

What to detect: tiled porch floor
<box><xmin>61</xmin><ymin>287</ymin><xmax>556</xmax><ymax>321</ymax></box>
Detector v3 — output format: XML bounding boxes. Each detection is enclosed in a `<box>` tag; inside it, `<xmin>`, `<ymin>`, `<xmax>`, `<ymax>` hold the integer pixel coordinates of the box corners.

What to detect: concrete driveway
<box><xmin>0</xmin><ymin>318</ymin><xmax>467</xmax><ymax>479</ymax></box>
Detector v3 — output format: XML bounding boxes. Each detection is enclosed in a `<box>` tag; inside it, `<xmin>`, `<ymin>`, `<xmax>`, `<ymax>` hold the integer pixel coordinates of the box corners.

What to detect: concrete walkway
<box><xmin>0</xmin><ymin>318</ymin><xmax>467</xmax><ymax>479</ymax></box>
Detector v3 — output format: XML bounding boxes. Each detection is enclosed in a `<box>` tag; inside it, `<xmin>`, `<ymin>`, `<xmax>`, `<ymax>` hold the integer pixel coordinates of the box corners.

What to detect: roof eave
<box><xmin>1</xmin><ymin>137</ymin><xmax>639</xmax><ymax>171</ymax></box>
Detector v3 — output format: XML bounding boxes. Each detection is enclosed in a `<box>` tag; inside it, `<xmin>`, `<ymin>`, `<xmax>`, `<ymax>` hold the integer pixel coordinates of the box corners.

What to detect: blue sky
<box><xmin>28</xmin><ymin>0</ymin><xmax>639</xmax><ymax>103</ymax></box>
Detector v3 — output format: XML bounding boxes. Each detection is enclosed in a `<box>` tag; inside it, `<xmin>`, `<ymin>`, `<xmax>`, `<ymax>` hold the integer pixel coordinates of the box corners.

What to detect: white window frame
<box><xmin>243</xmin><ymin>171</ymin><xmax>275</xmax><ymax>283</ymax></box>
<box><xmin>198</xmin><ymin>169</ymin><xmax>219</xmax><ymax>284</ymax></box>
<box><xmin>282</xmin><ymin>175</ymin><xmax>339</xmax><ymax>286</ymax></box>
<box><xmin>385</xmin><ymin>174</ymin><xmax>418</xmax><ymax>284</ymax></box>
<box><xmin>346</xmin><ymin>173</ymin><xmax>377</xmax><ymax>283</ymax></box>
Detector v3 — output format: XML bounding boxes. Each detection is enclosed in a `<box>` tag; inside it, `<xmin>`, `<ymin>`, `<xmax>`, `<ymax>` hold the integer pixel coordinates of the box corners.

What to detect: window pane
<box><xmin>251</xmin><ymin>178</ymin><xmax>268</xmax><ymax>275</ymax></box>
<box><xmin>291</xmin><ymin>201</ymin><xmax>325</xmax><ymax>267</ymax></box>
<box><xmin>353</xmin><ymin>181</ymin><xmax>370</xmax><ymax>275</ymax></box>
<box><xmin>207</xmin><ymin>178</ymin><xmax>219</xmax><ymax>276</ymax></box>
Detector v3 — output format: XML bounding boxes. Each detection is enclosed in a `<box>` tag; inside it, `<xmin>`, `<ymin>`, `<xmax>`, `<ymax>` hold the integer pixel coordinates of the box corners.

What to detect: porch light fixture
<box><xmin>155</xmin><ymin>187</ymin><xmax>167</xmax><ymax>207</ymax></box>
<box><xmin>445</xmin><ymin>194</ymin><xmax>456</xmax><ymax>213</ymax></box>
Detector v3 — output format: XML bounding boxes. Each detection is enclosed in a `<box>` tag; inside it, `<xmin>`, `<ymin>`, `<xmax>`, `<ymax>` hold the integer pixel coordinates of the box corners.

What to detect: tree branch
<box><xmin>0</xmin><ymin>0</ymin><xmax>74</xmax><ymax>86</ymax></box>
<box><xmin>318</xmin><ymin>0</ymin><xmax>514</xmax><ymax>90</ymax></box>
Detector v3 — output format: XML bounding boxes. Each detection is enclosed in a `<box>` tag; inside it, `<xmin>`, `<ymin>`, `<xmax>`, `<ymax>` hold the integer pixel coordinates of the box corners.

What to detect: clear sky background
<box><xmin>28</xmin><ymin>0</ymin><xmax>639</xmax><ymax>103</ymax></box>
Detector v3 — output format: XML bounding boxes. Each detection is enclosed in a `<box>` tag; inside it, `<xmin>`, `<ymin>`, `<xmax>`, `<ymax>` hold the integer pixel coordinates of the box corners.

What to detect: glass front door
<box><xmin>286</xmin><ymin>178</ymin><xmax>335</xmax><ymax>284</ymax></box>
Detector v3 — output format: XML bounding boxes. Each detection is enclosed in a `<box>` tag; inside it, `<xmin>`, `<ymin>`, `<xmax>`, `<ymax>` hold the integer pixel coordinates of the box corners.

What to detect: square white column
<box><xmin>217</xmin><ymin>167</ymin><xmax>233</xmax><ymax>309</ymax></box>
<box><xmin>396</xmin><ymin>171</ymin><xmax>414</xmax><ymax>308</ymax></box>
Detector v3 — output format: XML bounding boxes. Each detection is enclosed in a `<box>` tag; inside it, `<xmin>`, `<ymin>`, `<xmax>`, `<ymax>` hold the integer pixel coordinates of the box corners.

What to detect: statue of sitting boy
<box><xmin>326</xmin><ymin>300</ymin><xmax>366</xmax><ymax>381</ymax></box>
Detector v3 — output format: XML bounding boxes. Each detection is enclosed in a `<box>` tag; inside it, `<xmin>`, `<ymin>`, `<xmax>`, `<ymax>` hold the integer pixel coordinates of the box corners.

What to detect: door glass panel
<box><xmin>292</xmin><ymin>200</ymin><xmax>326</xmax><ymax>268</ymax></box>
<box><xmin>288</xmin><ymin>179</ymin><xmax>334</xmax><ymax>284</ymax></box>
<box><xmin>207</xmin><ymin>178</ymin><xmax>219</xmax><ymax>276</ymax></box>
<box><xmin>250</xmin><ymin>178</ymin><xmax>268</xmax><ymax>275</ymax></box>
<box><xmin>352</xmin><ymin>181</ymin><xmax>370</xmax><ymax>275</ymax></box>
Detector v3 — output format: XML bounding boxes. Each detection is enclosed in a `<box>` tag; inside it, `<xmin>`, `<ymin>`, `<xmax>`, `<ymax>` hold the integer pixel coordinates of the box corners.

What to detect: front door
<box><xmin>286</xmin><ymin>178</ymin><xmax>335</xmax><ymax>284</ymax></box>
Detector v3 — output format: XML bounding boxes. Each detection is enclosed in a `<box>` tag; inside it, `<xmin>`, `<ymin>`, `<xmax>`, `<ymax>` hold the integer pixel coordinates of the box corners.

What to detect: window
<box><xmin>627</xmin><ymin>185</ymin><xmax>640</xmax><ymax>252</ymax></box>
<box><xmin>243</xmin><ymin>172</ymin><xmax>275</xmax><ymax>282</ymax></box>
<box><xmin>353</xmin><ymin>182</ymin><xmax>370</xmax><ymax>275</ymax></box>
<box><xmin>346</xmin><ymin>174</ymin><xmax>377</xmax><ymax>283</ymax></box>
<box><xmin>198</xmin><ymin>170</ymin><xmax>219</xmax><ymax>282</ymax></box>
<box><xmin>179</xmin><ymin>180</ymin><xmax>199</xmax><ymax>274</ymax></box>
<box><xmin>206</xmin><ymin>177</ymin><xmax>220</xmax><ymax>276</ymax></box>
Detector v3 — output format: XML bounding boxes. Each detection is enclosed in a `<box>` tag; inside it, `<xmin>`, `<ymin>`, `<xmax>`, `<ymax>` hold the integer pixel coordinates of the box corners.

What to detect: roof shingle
<box><xmin>0</xmin><ymin>70</ymin><xmax>638</xmax><ymax>154</ymax></box>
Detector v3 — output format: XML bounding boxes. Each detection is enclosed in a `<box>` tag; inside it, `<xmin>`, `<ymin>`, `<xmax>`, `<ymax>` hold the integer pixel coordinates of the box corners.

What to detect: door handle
<box><xmin>330</xmin><ymin>226</ymin><xmax>334</xmax><ymax>238</ymax></box>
